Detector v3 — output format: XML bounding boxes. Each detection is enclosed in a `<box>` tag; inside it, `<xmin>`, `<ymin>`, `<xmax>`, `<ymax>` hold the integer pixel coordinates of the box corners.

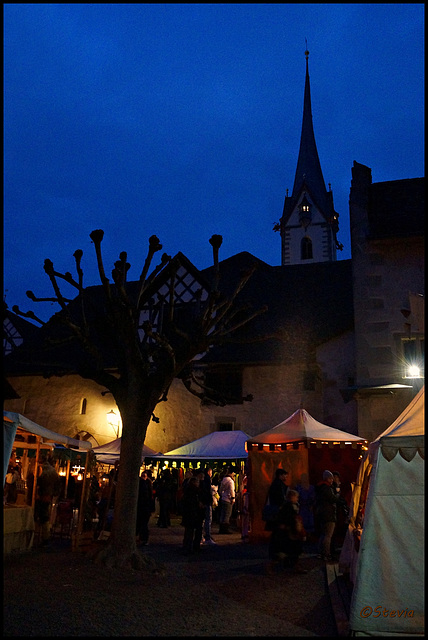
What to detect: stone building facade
<box><xmin>348</xmin><ymin>162</ymin><xmax>424</xmax><ymax>442</ymax></box>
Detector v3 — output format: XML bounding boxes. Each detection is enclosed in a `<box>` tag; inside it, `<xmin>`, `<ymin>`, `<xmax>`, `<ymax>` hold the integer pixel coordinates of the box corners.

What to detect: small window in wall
<box><xmin>216</xmin><ymin>421</ymin><xmax>235</xmax><ymax>432</ymax></box>
<box><xmin>301</xmin><ymin>236</ymin><xmax>313</xmax><ymax>260</ymax></box>
<box><xmin>80</xmin><ymin>398</ymin><xmax>87</xmax><ymax>415</ymax></box>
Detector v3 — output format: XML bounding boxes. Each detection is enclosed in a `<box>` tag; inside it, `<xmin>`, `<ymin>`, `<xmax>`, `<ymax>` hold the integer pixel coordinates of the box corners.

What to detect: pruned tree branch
<box><xmin>12</xmin><ymin>305</ymin><xmax>46</xmax><ymax>326</ymax></box>
<box><xmin>137</xmin><ymin>235</ymin><xmax>163</xmax><ymax>307</ymax></box>
<box><xmin>89</xmin><ymin>229</ymin><xmax>111</xmax><ymax>300</ymax></box>
<box><xmin>43</xmin><ymin>259</ymin><xmax>72</xmax><ymax>312</ymax></box>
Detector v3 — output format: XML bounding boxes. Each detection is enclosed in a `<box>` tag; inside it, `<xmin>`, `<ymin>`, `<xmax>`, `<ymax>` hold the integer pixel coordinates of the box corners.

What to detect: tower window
<box><xmin>301</xmin><ymin>236</ymin><xmax>313</xmax><ymax>260</ymax></box>
<box><xmin>299</xmin><ymin>195</ymin><xmax>312</xmax><ymax>229</ymax></box>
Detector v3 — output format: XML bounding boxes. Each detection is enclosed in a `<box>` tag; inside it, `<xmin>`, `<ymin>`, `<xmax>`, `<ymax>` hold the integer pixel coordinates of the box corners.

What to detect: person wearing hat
<box><xmin>268</xmin><ymin>468</ymin><xmax>289</xmax><ymax>507</ymax></box>
<box><xmin>314</xmin><ymin>470</ymin><xmax>341</xmax><ymax>561</ymax></box>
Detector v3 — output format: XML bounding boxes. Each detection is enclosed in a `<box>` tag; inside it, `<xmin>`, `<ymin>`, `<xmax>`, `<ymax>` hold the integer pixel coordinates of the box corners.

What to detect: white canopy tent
<box><xmin>247</xmin><ymin>408</ymin><xmax>365</xmax><ymax>444</ymax></box>
<box><xmin>92</xmin><ymin>437</ymin><xmax>158</xmax><ymax>466</ymax></box>
<box><xmin>150</xmin><ymin>430</ymin><xmax>250</xmax><ymax>463</ymax></box>
<box><xmin>348</xmin><ymin>386</ymin><xmax>424</xmax><ymax>636</ymax></box>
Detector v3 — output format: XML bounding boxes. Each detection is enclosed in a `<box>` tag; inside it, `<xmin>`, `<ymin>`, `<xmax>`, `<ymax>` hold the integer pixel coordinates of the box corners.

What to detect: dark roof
<box><xmin>4</xmin><ymin>251</ymin><xmax>354</xmax><ymax>376</ymax></box>
<box><xmin>4</xmin><ymin>284</ymin><xmax>120</xmax><ymax>376</ymax></box>
<box><xmin>200</xmin><ymin>255</ymin><xmax>354</xmax><ymax>365</ymax></box>
<box><xmin>368</xmin><ymin>177</ymin><xmax>425</xmax><ymax>240</ymax></box>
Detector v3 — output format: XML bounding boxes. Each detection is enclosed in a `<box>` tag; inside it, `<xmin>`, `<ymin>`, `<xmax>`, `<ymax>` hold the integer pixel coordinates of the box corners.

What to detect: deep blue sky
<box><xmin>4</xmin><ymin>4</ymin><xmax>424</xmax><ymax>321</ymax></box>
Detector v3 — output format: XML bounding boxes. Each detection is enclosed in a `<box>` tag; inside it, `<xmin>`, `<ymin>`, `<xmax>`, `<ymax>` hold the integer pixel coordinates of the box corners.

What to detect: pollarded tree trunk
<box><xmin>93</xmin><ymin>391</ymin><xmax>159</xmax><ymax>570</ymax></box>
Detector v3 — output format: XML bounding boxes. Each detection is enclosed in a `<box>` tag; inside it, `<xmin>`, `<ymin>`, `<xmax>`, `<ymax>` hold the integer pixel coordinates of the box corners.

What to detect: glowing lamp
<box><xmin>107</xmin><ymin>410</ymin><xmax>120</xmax><ymax>438</ymax></box>
<box><xmin>406</xmin><ymin>365</ymin><xmax>420</xmax><ymax>378</ymax></box>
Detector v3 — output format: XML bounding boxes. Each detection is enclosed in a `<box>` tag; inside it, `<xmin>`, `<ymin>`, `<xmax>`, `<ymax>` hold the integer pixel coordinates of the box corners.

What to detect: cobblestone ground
<box><xmin>3</xmin><ymin>516</ymin><xmax>338</xmax><ymax>637</ymax></box>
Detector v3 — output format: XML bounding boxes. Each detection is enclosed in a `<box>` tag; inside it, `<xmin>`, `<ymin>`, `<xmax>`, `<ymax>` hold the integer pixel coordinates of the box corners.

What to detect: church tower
<box><xmin>276</xmin><ymin>48</ymin><xmax>342</xmax><ymax>265</ymax></box>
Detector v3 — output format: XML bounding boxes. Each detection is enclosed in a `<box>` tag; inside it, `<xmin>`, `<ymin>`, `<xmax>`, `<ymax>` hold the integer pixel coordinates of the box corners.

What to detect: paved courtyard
<box><xmin>3</xmin><ymin>515</ymin><xmax>344</xmax><ymax>637</ymax></box>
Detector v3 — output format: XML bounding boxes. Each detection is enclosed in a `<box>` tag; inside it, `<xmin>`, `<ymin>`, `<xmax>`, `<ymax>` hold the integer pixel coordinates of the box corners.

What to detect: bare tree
<box><xmin>12</xmin><ymin>230</ymin><xmax>266</xmax><ymax>569</ymax></box>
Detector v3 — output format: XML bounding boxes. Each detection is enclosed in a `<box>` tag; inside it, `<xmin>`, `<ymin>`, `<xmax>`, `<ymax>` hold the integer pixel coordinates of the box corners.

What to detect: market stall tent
<box><xmin>3</xmin><ymin>411</ymin><xmax>92</xmax><ymax>554</ymax></box>
<box><xmin>246</xmin><ymin>408</ymin><xmax>367</xmax><ymax>542</ymax></box>
<box><xmin>92</xmin><ymin>437</ymin><xmax>158</xmax><ymax>465</ymax></box>
<box><xmin>4</xmin><ymin>410</ymin><xmax>92</xmax><ymax>482</ymax></box>
<box><xmin>150</xmin><ymin>430</ymin><xmax>250</xmax><ymax>465</ymax></box>
<box><xmin>348</xmin><ymin>386</ymin><xmax>424</xmax><ymax>636</ymax></box>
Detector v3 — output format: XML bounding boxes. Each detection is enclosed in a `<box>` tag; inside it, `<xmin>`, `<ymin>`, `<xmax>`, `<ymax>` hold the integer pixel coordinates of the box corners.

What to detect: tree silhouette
<box><xmin>12</xmin><ymin>230</ymin><xmax>266</xmax><ymax>569</ymax></box>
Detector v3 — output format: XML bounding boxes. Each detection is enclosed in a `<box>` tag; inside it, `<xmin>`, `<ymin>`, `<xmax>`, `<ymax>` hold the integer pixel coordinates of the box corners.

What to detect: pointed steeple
<box><xmin>292</xmin><ymin>48</ymin><xmax>327</xmax><ymax>210</ymax></box>
<box><xmin>276</xmin><ymin>47</ymin><xmax>341</xmax><ymax>265</ymax></box>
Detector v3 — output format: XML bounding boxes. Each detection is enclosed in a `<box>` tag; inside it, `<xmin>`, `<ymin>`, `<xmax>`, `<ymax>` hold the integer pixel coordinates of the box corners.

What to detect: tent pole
<box><xmin>31</xmin><ymin>436</ymin><xmax>41</xmax><ymax>509</ymax></box>
<box><xmin>77</xmin><ymin>450</ymin><xmax>92</xmax><ymax>537</ymax></box>
<box><xmin>64</xmin><ymin>459</ymin><xmax>70</xmax><ymax>498</ymax></box>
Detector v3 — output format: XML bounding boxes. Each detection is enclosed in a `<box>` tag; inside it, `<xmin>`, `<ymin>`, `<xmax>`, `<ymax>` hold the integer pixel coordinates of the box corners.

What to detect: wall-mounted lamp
<box><xmin>405</xmin><ymin>365</ymin><xmax>421</xmax><ymax>379</ymax></box>
<box><xmin>106</xmin><ymin>410</ymin><xmax>120</xmax><ymax>438</ymax></box>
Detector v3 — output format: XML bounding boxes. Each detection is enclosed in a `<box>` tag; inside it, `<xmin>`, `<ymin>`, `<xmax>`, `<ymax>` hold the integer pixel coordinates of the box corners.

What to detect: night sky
<box><xmin>4</xmin><ymin>4</ymin><xmax>424</xmax><ymax>321</ymax></box>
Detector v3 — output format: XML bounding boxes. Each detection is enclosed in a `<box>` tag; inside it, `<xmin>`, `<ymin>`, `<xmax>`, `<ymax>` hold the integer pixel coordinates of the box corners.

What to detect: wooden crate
<box><xmin>71</xmin><ymin>530</ymin><xmax>94</xmax><ymax>553</ymax></box>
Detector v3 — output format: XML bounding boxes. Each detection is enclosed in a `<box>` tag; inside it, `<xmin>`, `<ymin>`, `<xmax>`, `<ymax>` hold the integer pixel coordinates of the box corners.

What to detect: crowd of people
<box><xmin>4</xmin><ymin>455</ymin><xmax>247</xmax><ymax>550</ymax></box>
<box><xmin>153</xmin><ymin>465</ymin><xmax>245</xmax><ymax>554</ymax></box>
<box><xmin>5</xmin><ymin>451</ymin><xmax>351</xmax><ymax>569</ymax></box>
<box><xmin>98</xmin><ymin>462</ymin><xmax>351</xmax><ymax>568</ymax></box>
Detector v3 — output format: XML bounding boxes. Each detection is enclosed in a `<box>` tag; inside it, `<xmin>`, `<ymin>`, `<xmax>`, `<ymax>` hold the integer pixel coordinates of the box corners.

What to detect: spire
<box><xmin>292</xmin><ymin>47</ymin><xmax>327</xmax><ymax>208</ymax></box>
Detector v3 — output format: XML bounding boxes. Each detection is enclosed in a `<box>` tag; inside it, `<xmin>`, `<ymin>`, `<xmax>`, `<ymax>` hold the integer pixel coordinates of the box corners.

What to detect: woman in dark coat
<box><xmin>265</xmin><ymin>468</ymin><xmax>289</xmax><ymax>532</ymax></box>
<box><xmin>155</xmin><ymin>469</ymin><xmax>175</xmax><ymax>528</ymax></box>
<box><xmin>268</xmin><ymin>489</ymin><xmax>307</xmax><ymax>573</ymax></box>
<box><xmin>180</xmin><ymin>477</ymin><xmax>205</xmax><ymax>554</ymax></box>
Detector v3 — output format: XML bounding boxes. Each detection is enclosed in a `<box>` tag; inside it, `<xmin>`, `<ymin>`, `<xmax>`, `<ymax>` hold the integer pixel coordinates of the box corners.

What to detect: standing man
<box><xmin>315</xmin><ymin>470</ymin><xmax>340</xmax><ymax>561</ymax></box>
<box><xmin>136</xmin><ymin>470</ymin><xmax>153</xmax><ymax>546</ymax></box>
<box><xmin>218</xmin><ymin>468</ymin><xmax>236</xmax><ymax>534</ymax></box>
<box><xmin>36</xmin><ymin>456</ymin><xmax>60</xmax><ymax>546</ymax></box>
